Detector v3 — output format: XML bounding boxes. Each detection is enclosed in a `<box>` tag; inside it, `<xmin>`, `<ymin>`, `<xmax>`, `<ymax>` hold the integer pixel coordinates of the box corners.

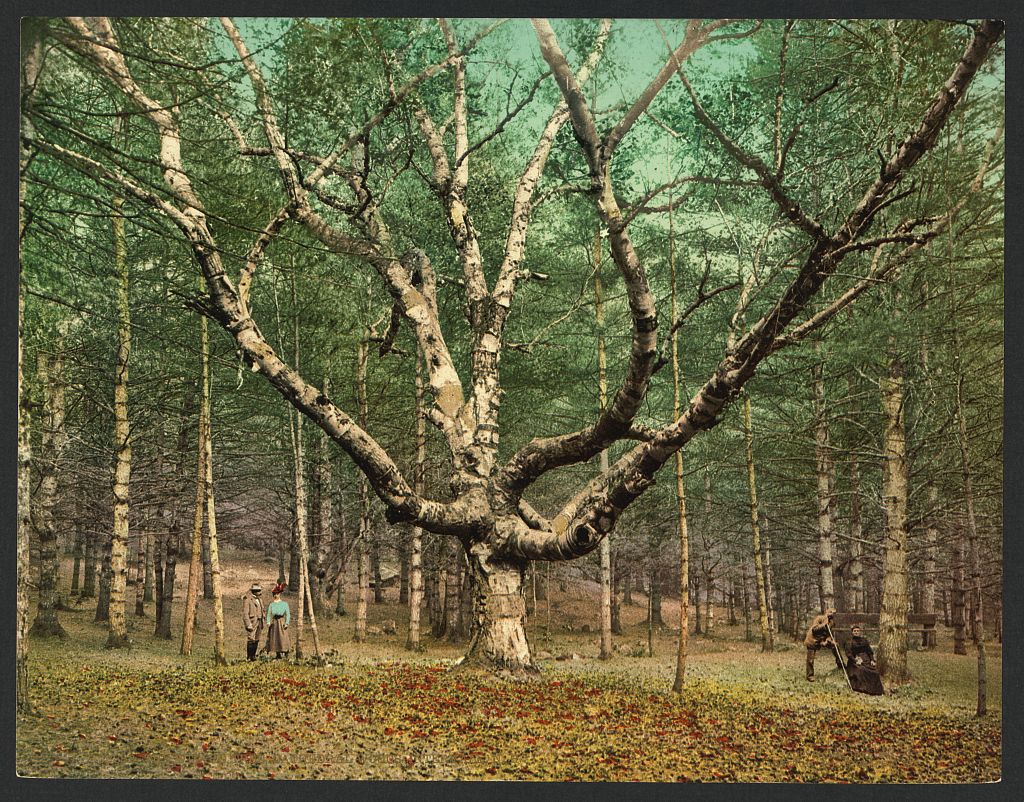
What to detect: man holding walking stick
<box><xmin>804</xmin><ymin>608</ymin><xmax>845</xmax><ymax>682</ymax></box>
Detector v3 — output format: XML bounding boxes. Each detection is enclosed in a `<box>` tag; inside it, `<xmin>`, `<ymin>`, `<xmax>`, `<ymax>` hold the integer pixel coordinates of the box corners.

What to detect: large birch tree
<box><xmin>22</xmin><ymin>16</ymin><xmax>1003</xmax><ymax>674</ymax></box>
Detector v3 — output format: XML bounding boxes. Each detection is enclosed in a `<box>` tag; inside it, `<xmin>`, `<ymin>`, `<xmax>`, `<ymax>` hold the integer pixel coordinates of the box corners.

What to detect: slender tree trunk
<box><xmin>812</xmin><ymin>353</ymin><xmax>836</xmax><ymax>612</ymax></box>
<box><xmin>18</xmin><ymin>26</ymin><xmax>43</xmax><ymax>714</ymax></box>
<box><xmin>408</xmin><ymin>348</ymin><xmax>426</xmax><ymax>651</ymax></box>
<box><xmin>743</xmin><ymin>394</ymin><xmax>774</xmax><ymax>652</ymax></box>
<box><xmin>848</xmin><ymin>447</ymin><xmax>865</xmax><ymax>613</ymax></box>
<box><xmin>106</xmin><ymin>193</ymin><xmax>131</xmax><ymax>650</ymax></box>
<box><xmin>445</xmin><ymin>544</ymin><xmax>462</xmax><ymax>642</ymax></box>
<box><xmin>277</xmin><ymin>534</ymin><xmax>287</xmax><ymax>587</ymax></box>
<box><xmin>610</xmin><ymin>549</ymin><xmax>622</xmax><ymax>635</ymax></box>
<box><xmin>82</xmin><ymin>531</ymin><xmax>97</xmax><ymax>599</ymax></box>
<box><xmin>693</xmin><ymin>574</ymin><xmax>702</xmax><ymax>635</ymax></box>
<box><xmin>288</xmin><ymin>278</ymin><xmax>320</xmax><ymax>660</ymax></box>
<box><xmin>288</xmin><ymin>526</ymin><xmax>300</xmax><ymax>592</ymax></box>
<box><xmin>156</xmin><ymin>390</ymin><xmax>192</xmax><ymax>639</ymax></box>
<box><xmin>354</xmin><ymin>335</ymin><xmax>370</xmax><ymax>643</ymax></box>
<box><xmin>878</xmin><ymin>353</ymin><xmax>910</xmax><ymax>685</ymax></box>
<box><xmin>134</xmin><ymin>529</ymin><xmax>147</xmax><ymax>616</ymax></box>
<box><xmin>95</xmin><ymin>535</ymin><xmax>112</xmax><ymax>623</ymax></box>
<box><xmin>71</xmin><ymin>525</ymin><xmax>83</xmax><ymax>595</ymax></box>
<box><xmin>762</xmin><ymin>517</ymin><xmax>775</xmax><ymax>633</ymax></box>
<box><xmin>153</xmin><ymin>529</ymin><xmax>165</xmax><ymax>628</ymax></box>
<box><xmin>955</xmin><ymin>364</ymin><xmax>986</xmax><ymax>715</ymax></box>
<box><xmin>202</xmin><ymin>327</ymin><xmax>227</xmax><ymax>665</ymax></box>
<box><xmin>202</xmin><ymin>526</ymin><xmax>213</xmax><ymax>600</ymax></box>
<box><xmin>181</xmin><ymin>338</ymin><xmax>207</xmax><ymax>657</ymax></box>
<box><xmin>143</xmin><ymin>530</ymin><xmax>155</xmax><ymax>603</ymax></box>
<box><xmin>311</xmin><ymin>376</ymin><xmax>333</xmax><ymax>617</ymax></box>
<box><xmin>372</xmin><ymin>538</ymin><xmax>384</xmax><ymax>604</ymax></box>
<box><xmin>594</xmin><ymin>230</ymin><xmax>614</xmax><ymax>660</ymax></box>
<box><xmin>17</xmin><ymin>293</ymin><xmax>34</xmax><ymax>711</ymax></box>
<box><xmin>31</xmin><ymin>343</ymin><xmax>69</xmax><ymax>638</ymax></box>
<box><xmin>922</xmin><ymin>481</ymin><xmax>939</xmax><ymax>648</ymax></box>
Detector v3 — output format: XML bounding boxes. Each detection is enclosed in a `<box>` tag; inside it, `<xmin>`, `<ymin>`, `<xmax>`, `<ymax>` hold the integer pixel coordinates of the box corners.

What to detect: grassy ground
<box><xmin>16</xmin><ymin>550</ymin><xmax>1001</xmax><ymax>782</ymax></box>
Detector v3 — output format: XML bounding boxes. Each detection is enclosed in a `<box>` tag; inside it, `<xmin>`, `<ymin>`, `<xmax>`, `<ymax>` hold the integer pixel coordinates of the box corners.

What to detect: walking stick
<box><xmin>826</xmin><ymin>620</ymin><xmax>854</xmax><ymax>691</ymax></box>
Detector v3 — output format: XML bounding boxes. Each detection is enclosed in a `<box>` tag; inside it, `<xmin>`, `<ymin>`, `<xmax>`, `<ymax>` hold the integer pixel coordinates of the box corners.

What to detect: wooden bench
<box><xmin>830</xmin><ymin>612</ymin><xmax>937</xmax><ymax>648</ymax></box>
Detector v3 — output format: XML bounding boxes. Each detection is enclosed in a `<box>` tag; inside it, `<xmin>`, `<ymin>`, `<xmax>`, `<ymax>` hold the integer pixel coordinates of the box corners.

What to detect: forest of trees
<box><xmin>18</xmin><ymin>16</ymin><xmax>1002</xmax><ymax>716</ymax></box>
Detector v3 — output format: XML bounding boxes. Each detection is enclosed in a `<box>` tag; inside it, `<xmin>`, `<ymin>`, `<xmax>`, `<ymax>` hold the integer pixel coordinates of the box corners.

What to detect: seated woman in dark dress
<box><xmin>844</xmin><ymin>625</ymin><xmax>884</xmax><ymax>695</ymax></box>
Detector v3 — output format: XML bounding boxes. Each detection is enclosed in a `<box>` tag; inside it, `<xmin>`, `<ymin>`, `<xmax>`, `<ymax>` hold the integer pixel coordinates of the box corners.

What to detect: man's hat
<box><xmin>250</xmin><ymin>583</ymin><xmax>262</xmax><ymax>593</ymax></box>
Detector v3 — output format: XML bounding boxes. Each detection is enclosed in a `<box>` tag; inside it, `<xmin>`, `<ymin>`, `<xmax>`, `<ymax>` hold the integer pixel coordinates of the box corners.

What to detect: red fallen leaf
<box><xmin>655</xmin><ymin>730</ymin><xmax>668</xmax><ymax>736</ymax></box>
<box><xmin>282</xmin><ymin>746</ymin><xmax>290</xmax><ymax>752</ymax></box>
<box><xmin>107</xmin><ymin>735</ymin><xmax>118</xmax><ymax>742</ymax></box>
<box><xmin>202</xmin><ymin>742</ymin><xmax>210</xmax><ymax>752</ymax></box>
<box><xmin>352</xmin><ymin>715</ymin><xmax>368</xmax><ymax>723</ymax></box>
<box><xmin>383</xmin><ymin>727</ymin><xmax>397</xmax><ymax>736</ymax></box>
<box><xmin>326</xmin><ymin>713</ymin><xmax>336</xmax><ymax>722</ymax></box>
<box><xmin>485</xmin><ymin>767</ymin><xmax>497</xmax><ymax>775</ymax></box>
<box><xmin>707</xmin><ymin>719</ymin><xmax>720</xmax><ymax>725</ymax></box>
<box><xmin>321</xmin><ymin>700</ymin><xmax>335</xmax><ymax>709</ymax></box>
<box><xmin>175</xmin><ymin>709</ymin><xmax>193</xmax><ymax>718</ymax></box>
<box><xmin>404</xmin><ymin>757</ymin><xmax>415</xmax><ymax>767</ymax></box>
<box><xmin>279</xmin><ymin>731</ymin><xmax>293</xmax><ymax>740</ymax></box>
<box><xmin>535</xmin><ymin>719</ymin><xmax>551</xmax><ymax>725</ymax></box>
<box><xmin>467</xmin><ymin>740</ymin><xmax>485</xmax><ymax>748</ymax></box>
<box><xmin>133</xmin><ymin>752</ymin><xmax>149</xmax><ymax>759</ymax></box>
<box><xmin>195</xmin><ymin>760</ymin><xmax>205</xmax><ymax>768</ymax></box>
<box><xmin>689</xmin><ymin>731</ymin><xmax>702</xmax><ymax>738</ymax></box>
<box><xmin>170</xmin><ymin>764</ymin><xmax>182</xmax><ymax>773</ymax></box>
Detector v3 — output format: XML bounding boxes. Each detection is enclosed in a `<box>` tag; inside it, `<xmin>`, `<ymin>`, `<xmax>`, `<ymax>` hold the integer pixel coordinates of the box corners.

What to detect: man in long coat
<box><xmin>804</xmin><ymin>607</ymin><xmax>843</xmax><ymax>681</ymax></box>
<box><xmin>242</xmin><ymin>582</ymin><xmax>265</xmax><ymax>661</ymax></box>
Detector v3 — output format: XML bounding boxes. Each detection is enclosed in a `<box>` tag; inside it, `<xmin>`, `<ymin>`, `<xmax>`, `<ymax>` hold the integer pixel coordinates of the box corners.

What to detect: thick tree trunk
<box><xmin>106</xmin><ymin>193</ymin><xmax>131</xmax><ymax>650</ymax></box>
<box><xmin>463</xmin><ymin>551</ymin><xmax>535</xmax><ymax>674</ymax></box>
<box><xmin>31</xmin><ymin>344</ymin><xmax>69</xmax><ymax>639</ymax></box>
<box><xmin>812</xmin><ymin>354</ymin><xmax>836</xmax><ymax>612</ymax></box>
<box><xmin>743</xmin><ymin>394</ymin><xmax>774</xmax><ymax>652</ymax></box>
<box><xmin>877</xmin><ymin>354</ymin><xmax>910</xmax><ymax>685</ymax></box>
